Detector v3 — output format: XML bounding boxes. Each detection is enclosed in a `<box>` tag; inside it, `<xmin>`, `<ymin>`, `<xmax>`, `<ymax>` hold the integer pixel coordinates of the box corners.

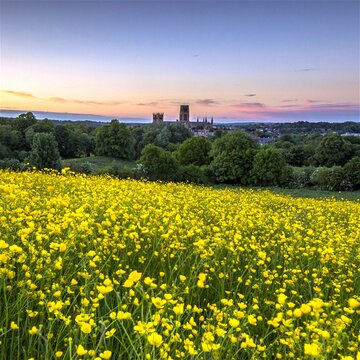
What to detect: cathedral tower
<box><xmin>179</xmin><ymin>105</ymin><xmax>190</xmax><ymax>127</ymax></box>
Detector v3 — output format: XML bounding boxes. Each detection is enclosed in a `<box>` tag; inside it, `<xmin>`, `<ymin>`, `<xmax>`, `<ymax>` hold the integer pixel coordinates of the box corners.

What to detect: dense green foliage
<box><xmin>0</xmin><ymin>113</ymin><xmax>359</xmax><ymax>191</ymax></box>
<box><xmin>133</xmin><ymin>123</ymin><xmax>192</xmax><ymax>157</ymax></box>
<box><xmin>314</xmin><ymin>133</ymin><xmax>352</xmax><ymax>166</ymax></box>
<box><xmin>344</xmin><ymin>156</ymin><xmax>360</xmax><ymax>189</ymax></box>
<box><xmin>28</xmin><ymin>133</ymin><xmax>61</xmax><ymax>170</ymax></box>
<box><xmin>209</xmin><ymin>131</ymin><xmax>258</xmax><ymax>184</ymax></box>
<box><xmin>139</xmin><ymin>144</ymin><xmax>180</xmax><ymax>182</ymax></box>
<box><xmin>95</xmin><ymin>120</ymin><xmax>135</xmax><ymax>159</ymax></box>
<box><xmin>175</xmin><ymin>137</ymin><xmax>211</xmax><ymax>166</ymax></box>
<box><xmin>251</xmin><ymin>147</ymin><xmax>292</xmax><ymax>186</ymax></box>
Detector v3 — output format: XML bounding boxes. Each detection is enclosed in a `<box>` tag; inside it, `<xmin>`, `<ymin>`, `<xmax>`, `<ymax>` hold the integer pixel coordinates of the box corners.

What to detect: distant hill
<box><xmin>0</xmin><ymin>109</ymin><xmax>150</xmax><ymax>124</ymax></box>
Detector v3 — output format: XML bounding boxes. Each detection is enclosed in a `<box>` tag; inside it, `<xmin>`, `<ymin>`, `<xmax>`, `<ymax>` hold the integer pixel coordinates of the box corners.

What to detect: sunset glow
<box><xmin>0</xmin><ymin>0</ymin><xmax>359</xmax><ymax>122</ymax></box>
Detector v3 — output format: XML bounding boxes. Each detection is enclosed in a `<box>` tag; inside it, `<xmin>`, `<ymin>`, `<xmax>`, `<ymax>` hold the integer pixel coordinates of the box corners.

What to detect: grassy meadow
<box><xmin>261</xmin><ymin>187</ymin><xmax>360</xmax><ymax>202</ymax></box>
<box><xmin>62</xmin><ymin>156</ymin><xmax>137</xmax><ymax>172</ymax></box>
<box><xmin>0</xmin><ymin>170</ymin><xmax>359</xmax><ymax>359</ymax></box>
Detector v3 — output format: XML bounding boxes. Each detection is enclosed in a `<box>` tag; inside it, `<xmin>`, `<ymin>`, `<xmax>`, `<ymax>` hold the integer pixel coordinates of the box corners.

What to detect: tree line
<box><xmin>0</xmin><ymin>112</ymin><xmax>359</xmax><ymax>191</ymax></box>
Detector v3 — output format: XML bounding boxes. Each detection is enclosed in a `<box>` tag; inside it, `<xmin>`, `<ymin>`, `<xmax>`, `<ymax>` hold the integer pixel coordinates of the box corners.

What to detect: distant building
<box><xmin>341</xmin><ymin>132</ymin><xmax>360</xmax><ymax>137</ymax></box>
<box><xmin>152</xmin><ymin>112</ymin><xmax>164</xmax><ymax>124</ymax></box>
<box><xmin>179</xmin><ymin>105</ymin><xmax>214</xmax><ymax>132</ymax></box>
<box><xmin>179</xmin><ymin>105</ymin><xmax>190</xmax><ymax>127</ymax></box>
<box><xmin>256</xmin><ymin>137</ymin><xmax>276</xmax><ymax>145</ymax></box>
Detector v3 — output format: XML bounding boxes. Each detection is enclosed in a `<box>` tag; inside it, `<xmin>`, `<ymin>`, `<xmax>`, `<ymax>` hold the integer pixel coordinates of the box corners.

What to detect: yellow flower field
<box><xmin>0</xmin><ymin>170</ymin><xmax>359</xmax><ymax>359</ymax></box>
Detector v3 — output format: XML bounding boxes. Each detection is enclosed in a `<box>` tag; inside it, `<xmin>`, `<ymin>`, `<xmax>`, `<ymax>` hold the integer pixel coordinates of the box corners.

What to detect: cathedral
<box><xmin>152</xmin><ymin>105</ymin><xmax>214</xmax><ymax>130</ymax></box>
<box><xmin>179</xmin><ymin>105</ymin><xmax>213</xmax><ymax>129</ymax></box>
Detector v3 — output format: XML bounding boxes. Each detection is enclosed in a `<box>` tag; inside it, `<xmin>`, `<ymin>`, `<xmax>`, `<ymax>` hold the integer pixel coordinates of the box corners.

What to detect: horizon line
<box><xmin>1</xmin><ymin>108</ymin><xmax>359</xmax><ymax>124</ymax></box>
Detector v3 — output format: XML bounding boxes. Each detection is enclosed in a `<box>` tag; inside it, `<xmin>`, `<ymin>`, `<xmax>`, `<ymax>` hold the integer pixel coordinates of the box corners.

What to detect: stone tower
<box><xmin>179</xmin><ymin>105</ymin><xmax>190</xmax><ymax>127</ymax></box>
<box><xmin>152</xmin><ymin>112</ymin><xmax>164</xmax><ymax>124</ymax></box>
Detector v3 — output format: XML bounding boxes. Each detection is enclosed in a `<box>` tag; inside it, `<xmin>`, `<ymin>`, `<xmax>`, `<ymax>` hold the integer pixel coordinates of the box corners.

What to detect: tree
<box><xmin>154</xmin><ymin>126</ymin><xmax>172</xmax><ymax>148</ymax></box>
<box><xmin>0</xmin><ymin>125</ymin><xmax>22</xmax><ymax>151</ymax></box>
<box><xmin>54</xmin><ymin>125</ymin><xmax>78</xmax><ymax>158</ymax></box>
<box><xmin>251</xmin><ymin>147</ymin><xmax>292</xmax><ymax>186</ymax></box>
<box><xmin>134</xmin><ymin>123</ymin><xmax>192</xmax><ymax>158</ymax></box>
<box><xmin>344</xmin><ymin>156</ymin><xmax>360</xmax><ymax>189</ymax></box>
<box><xmin>167</xmin><ymin>123</ymin><xmax>192</xmax><ymax>144</ymax></box>
<box><xmin>10</xmin><ymin>112</ymin><xmax>38</xmax><ymax>151</ymax></box>
<box><xmin>11</xmin><ymin>112</ymin><xmax>37</xmax><ymax>133</ymax></box>
<box><xmin>138</xmin><ymin>126</ymin><xmax>159</xmax><ymax>154</ymax></box>
<box><xmin>285</xmin><ymin>145</ymin><xmax>306</xmax><ymax>167</ymax></box>
<box><xmin>277</xmin><ymin>134</ymin><xmax>296</xmax><ymax>144</ymax></box>
<box><xmin>139</xmin><ymin>144</ymin><xmax>180</xmax><ymax>181</ymax></box>
<box><xmin>25</xmin><ymin>119</ymin><xmax>55</xmax><ymax>147</ymax></box>
<box><xmin>0</xmin><ymin>143</ymin><xmax>12</xmax><ymax>159</ymax></box>
<box><xmin>131</xmin><ymin>126</ymin><xmax>146</xmax><ymax>158</ymax></box>
<box><xmin>95</xmin><ymin>120</ymin><xmax>135</xmax><ymax>159</ymax></box>
<box><xmin>315</xmin><ymin>133</ymin><xmax>351</xmax><ymax>166</ymax></box>
<box><xmin>77</xmin><ymin>133</ymin><xmax>94</xmax><ymax>157</ymax></box>
<box><xmin>209</xmin><ymin>130</ymin><xmax>259</xmax><ymax>184</ymax></box>
<box><xmin>302</xmin><ymin>135</ymin><xmax>321</xmax><ymax>166</ymax></box>
<box><xmin>311</xmin><ymin>166</ymin><xmax>347</xmax><ymax>191</ymax></box>
<box><xmin>175</xmin><ymin>137</ymin><xmax>211</xmax><ymax>166</ymax></box>
<box><xmin>290</xmin><ymin>166</ymin><xmax>316</xmax><ymax>188</ymax></box>
<box><xmin>213</xmin><ymin>129</ymin><xmax>225</xmax><ymax>139</ymax></box>
<box><xmin>29</xmin><ymin>133</ymin><xmax>61</xmax><ymax>170</ymax></box>
<box><xmin>180</xmin><ymin>164</ymin><xmax>208</xmax><ymax>184</ymax></box>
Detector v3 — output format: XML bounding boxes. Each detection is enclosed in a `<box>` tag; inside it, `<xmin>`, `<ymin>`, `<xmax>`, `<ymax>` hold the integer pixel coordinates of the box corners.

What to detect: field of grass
<box><xmin>262</xmin><ymin>187</ymin><xmax>360</xmax><ymax>201</ymax></box>
<box><xmin>62</xmin><ymin>156</ymin><xmax>137</xmax><ymax>171</ymax></box>
<box><xmin>215</xmin><ymin>185</ymin><xmax>360</xmax><ymax>201</ymax></box>
<box><xmin>0</xmin><ymin>170</ymin><xmax>359</xmax><ymax>359</ymax></box>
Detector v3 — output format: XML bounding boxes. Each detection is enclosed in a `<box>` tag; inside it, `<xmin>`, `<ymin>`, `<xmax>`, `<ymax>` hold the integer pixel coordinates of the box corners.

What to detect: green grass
<box><xmin>62</xmin><ymin>156</ymin><xmax>137</xmax><ymax>171</ymax></box>
<box><xmin>214</xmin><ymin>184</ymin><xmax>360</xmax><ymax>201</ymax></box>
<box><xmin>264</xmin><ymin>187</ymin><xmax>360</xmax><ymax>201</ymax></box>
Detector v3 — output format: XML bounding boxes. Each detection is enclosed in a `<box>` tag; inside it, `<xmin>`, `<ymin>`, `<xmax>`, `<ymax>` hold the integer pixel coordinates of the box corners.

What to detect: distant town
<box><xmin>1</xmin><ymin>106</ymin><xmax>360</xmax><ymax>147</ymax></box>
<box><xmin>150</xmin><ymin>104</ymin><xmax>360</xmax><ymax>144</ymax></box>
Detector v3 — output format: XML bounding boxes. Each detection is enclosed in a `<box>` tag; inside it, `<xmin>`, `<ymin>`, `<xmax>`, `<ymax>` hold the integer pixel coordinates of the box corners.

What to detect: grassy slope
<box><xmin>62</xmin><ymin>156</ymin><xmax>137</xmax><ymax>171</ymax></box>
<box><xmin>214</xmin><ymin>185</ymin><xmax>360</xmax><ymax>201</ymax></box>
<box><xmin>264</xmin><ymin>187</ymin><xmax>360</xmax><ymax>201</ymax></box>
<box><xmin>63</xmin><ymin>157</ymin><xmax>359</xmax><ymax>201</ymax></box>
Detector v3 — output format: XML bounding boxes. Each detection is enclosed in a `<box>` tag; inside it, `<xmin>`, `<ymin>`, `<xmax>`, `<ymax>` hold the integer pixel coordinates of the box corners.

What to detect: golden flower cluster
<box><xmin>0</xmin><ymin>169</ymin><xmax>359</xmax><ymax>359</ymax></box>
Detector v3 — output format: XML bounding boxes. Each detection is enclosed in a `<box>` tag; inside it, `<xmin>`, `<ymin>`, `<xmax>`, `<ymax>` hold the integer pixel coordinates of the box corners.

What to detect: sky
<box><xmin>0</xmin><ymin>0</ymin><xmax>359</xmax><ymax>122</ymax></box>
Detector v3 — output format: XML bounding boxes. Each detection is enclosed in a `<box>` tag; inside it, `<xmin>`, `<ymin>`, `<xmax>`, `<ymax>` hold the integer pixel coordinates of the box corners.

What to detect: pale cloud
<box><xmin>1</xmin><ymin>90</ymin><xmax>38</xmax><ymax>99</ymax></box>
<box><xmin>230</xmin><ymin>100</ymin><xmax>360</xmax><ymax>121</ymax></box>
<box><xmin>231</xmin><ymin>102</ymin><xmax>265</xmax><ymax>110</ymax></box>
<box><xmin>304</xmin><ymin>99</ymin><xmax>320</xmax><ymax>104</ymax></box>
<box><xmin>1</xmin><ymin>90</ymin><xmax>123</xmax><ymax>106</ymax></box>
<box><xmin>296</xmin><ymin>68</ymin><xmax>316</xmax><ymax>72</ymax></box>
<box><xmin>136</xmin><ymin>102</ymin><xmax>159</xmax><ymax>106</ymax></box>
<box><xmin>196</xmin><ymin>99</ymin><xmax>218</xmax><ymax>106</ymax></box>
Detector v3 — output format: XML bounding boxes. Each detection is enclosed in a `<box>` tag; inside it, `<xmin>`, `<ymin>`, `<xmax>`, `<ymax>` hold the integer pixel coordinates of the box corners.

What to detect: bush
<box><xmin>180</xmin><ymin>165</ymin><xmax>208</xmax><ymax>184</ymax></box>
<box><xmin>67</xmin><ymin>160</ymin><xmax>95</xmax><ymax>174</ymax></box>
<box><xmin>251</xmin><ymin>147</ymin><xmax>292</xmax><ymax>186</ymax></box>
<box><xmin>314</xmin><ymin>133</ymin><xmax>351</xmax><ymax>166</ymax></box>
<box><xmin>209</xmin><ymin>131</ymin><xmax>258</xmax><ymax>184</ymax></box>
<box><xmin>311</xmin><ymin>166</ymin><xmax>349</xmax><ymax>191</ymax></box>
<box><xmin>17</xmin><ymin>150</ymin><xmax>29</xmax><ymax>162</ymax></box>
<box><xmin>0</xmin><ymin>144</ymin><xmax>12</xmax><ymax>159</ymax></box>
<box><xmin>344</xmin><ymin>156</ymin><xmax>360</xmax><ymax>190</ymax></box>
<box><xmin>105</xmin><ymin>164</ymin><xmax>143</xmax><ymax>180</ymax></box>
<box><xmin>311</xmin><ymin>167</ymin><xmax>331</xmax><ymax>189</ymax></box>
<box><xmin>0</xmin><ymin>158</ymin><xmax>28</xmax><ymax>171</ymax></box>
<box><xmin>139</xmin><ymin>144</ymin><xmax>181</xmax><ymax>182</ymax></box>
<box><xmin>175</xmin><ymin>137</ymin><xmax>211</xmax><ymax>166</ymax></box>
<box><xmin>29</xmin><ymin>133</ymin><xmax>61</xmax><ymax>170</ymax></box>
<box><xmin>95</xmin><ymin>120</ymin><xmax>135</xmax><ymax>160</ymax></box>
<box><xmin>290</xmin><ymin>166</ymin><xmax>316</xmax><ymax>188</ymax></box>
